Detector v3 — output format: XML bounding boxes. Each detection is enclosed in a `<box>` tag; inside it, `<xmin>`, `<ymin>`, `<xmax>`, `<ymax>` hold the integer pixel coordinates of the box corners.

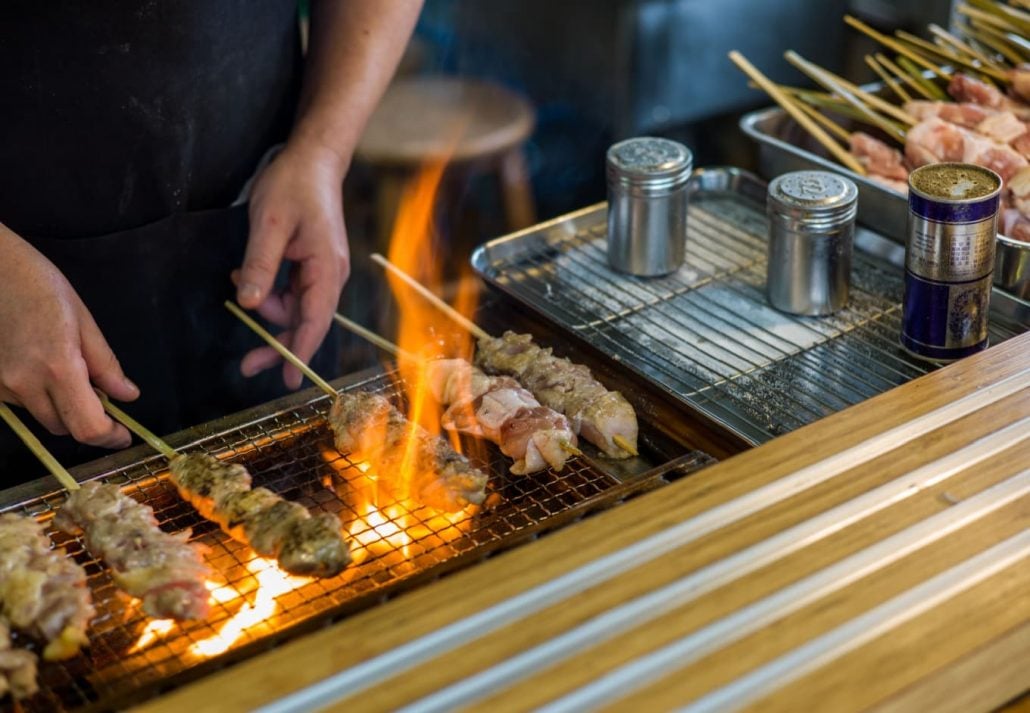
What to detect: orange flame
<box><xmin>190</xmin><ymin>558</ymin><xmax>309</xmax><ymax>658</ymax></box>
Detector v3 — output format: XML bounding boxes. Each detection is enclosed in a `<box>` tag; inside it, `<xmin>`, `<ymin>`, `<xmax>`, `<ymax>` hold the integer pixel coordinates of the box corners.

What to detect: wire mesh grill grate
<box><xmin>2</xmin><ymin>374</ymin><xmax>711</xmax><ymax>712</ymax></box>
<box><xmin>475</xmin><ymin>190</ymin><xmax>1025</xmax><ymax>444</ymax></box>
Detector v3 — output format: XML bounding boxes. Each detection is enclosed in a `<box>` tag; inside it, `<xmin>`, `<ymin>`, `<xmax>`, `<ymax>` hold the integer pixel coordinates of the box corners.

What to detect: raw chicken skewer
<box><xmin>0</xmin><ymin>621</ymin><xmax>37</xmax><ymax>701</ymax></box>
<box><xmin>226</xmin><ymin>302</ymin><xmax>488</xmax><ymax>512</ymax></box>
<box><xmin>368</xmin><ymin>253</ymin><xmax>640</xmax><ymax>459</ymax></box>
<box><xmin>333</xmin><ymin>313</ymin><xmax>581</xmax><ymax>475</ymax></box>
<box><xmin>0</xmin><ymin>403</ymin><xmax>210</xmax><ymax>621</ymax></box>
<box><xmin>0</xmin><ymin>513</ymin><xmax>93</xmax><ymax>662</ymax></box>
<box><xmin>100</xmin><ymin>395</ymin><xmax>351</xmax><ymax>578</ymax></box>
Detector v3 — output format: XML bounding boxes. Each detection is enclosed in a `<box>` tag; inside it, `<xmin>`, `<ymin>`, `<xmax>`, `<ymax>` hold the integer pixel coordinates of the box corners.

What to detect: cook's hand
<box><xmin>235</xmin><ymin>140</ymin><xmax>350</xmax><ymax>389</ymax></box>
<box><xmin>0</xmin><ymin>225</ymin><xmax>138</xmax><ymax>448</ymax></box>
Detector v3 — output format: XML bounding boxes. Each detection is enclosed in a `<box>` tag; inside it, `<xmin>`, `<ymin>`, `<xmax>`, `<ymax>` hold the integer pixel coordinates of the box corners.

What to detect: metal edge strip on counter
<box><xmin>398</xmin><ymin>425</ymin><xmax>1029</xmax><ymax>713</ymax></box>
<box><xmin>535</xmin><ymin>469</ymin><xmax>1030</xmax><ymax>713</ymax></box>
<box><xmin>255</xmin><ymin>369</ymin><xmax>1029</xmax><ymax>713</ymax></box>
<box><xmin>681</xmin><ymin>528</ymin><xmax>1030</xmax><ymax>713</ymax></box>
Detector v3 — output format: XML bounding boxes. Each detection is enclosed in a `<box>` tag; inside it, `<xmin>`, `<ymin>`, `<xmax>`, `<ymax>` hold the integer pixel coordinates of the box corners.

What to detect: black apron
<box><xmin>0</xmin><ymin>1</ymin><xmax>340</xmax><ymax>481</ymax></box>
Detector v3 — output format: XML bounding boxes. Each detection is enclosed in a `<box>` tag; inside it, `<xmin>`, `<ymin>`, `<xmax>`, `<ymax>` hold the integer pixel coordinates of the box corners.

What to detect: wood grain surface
<box><xmin>136</xmin><ymin>332</ymin><xmax>1030</xmax><ymax>713</ymax></box>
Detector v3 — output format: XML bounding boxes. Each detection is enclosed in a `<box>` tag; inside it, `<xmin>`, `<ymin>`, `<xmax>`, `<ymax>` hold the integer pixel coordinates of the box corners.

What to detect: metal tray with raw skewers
<box><xmin>735</xmin><ymin>4</ymin><xmax>1030</xmax><ymax>298</ymax></box>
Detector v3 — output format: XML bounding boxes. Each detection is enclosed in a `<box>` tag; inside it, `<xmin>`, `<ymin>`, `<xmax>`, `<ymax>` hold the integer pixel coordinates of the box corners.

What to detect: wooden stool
<box><xmin>355</xmin><ymin>76</ymin><xmax>537</xmax><ymax>249</ymax></box>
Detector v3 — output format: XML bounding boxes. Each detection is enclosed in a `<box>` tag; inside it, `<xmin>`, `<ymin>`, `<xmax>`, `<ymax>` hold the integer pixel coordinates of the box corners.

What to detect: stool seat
<box><xmin>356</xmin><ymin>77</ymin><xmax>535</xmax><ymax>165</ymax></box>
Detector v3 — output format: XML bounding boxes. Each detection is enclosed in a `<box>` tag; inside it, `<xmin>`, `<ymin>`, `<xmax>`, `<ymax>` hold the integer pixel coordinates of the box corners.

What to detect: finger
<box><xmin>255</xmin><ymin>291</ymin><xmax>296</xmax><ymax>328</ymax></box>
<box><xmin>78</xmin><ymin>306</ymin><xmax>139</xmax><ymax>402</ymax></box>
<box><xmin>286</xmin><ymin>269</ymin><xmax>337</xmax><ymax>391</ymax></box>
<box><xmin>48</xmin><ymin>360</ymin><xmax>131</xmax><ymax>449</ymax></box>
<box><xmin>240</xmin><ymin>343</ymin><xmax>289</xmax><ymax>378</ymax></box>
<box><xmin>238</xmin><ymin>206</ymin><xmax>293</xmax><ymax>308</ymax></box>
<box><xmin>13</xmin><ymin>391</ymin><xmax>69</xmax><ymax>437</ymax></box>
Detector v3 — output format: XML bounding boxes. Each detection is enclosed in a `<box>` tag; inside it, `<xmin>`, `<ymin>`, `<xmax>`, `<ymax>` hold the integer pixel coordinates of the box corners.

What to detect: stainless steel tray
<box><xmin>740</xmin><ymin>104</ymin><xmax>908</xmax><ymax>241</ymax></box>
<box><xmin>470</xmin><ymin>167</ymin><xmax>1029</xmax><ymax>446</ymax></box>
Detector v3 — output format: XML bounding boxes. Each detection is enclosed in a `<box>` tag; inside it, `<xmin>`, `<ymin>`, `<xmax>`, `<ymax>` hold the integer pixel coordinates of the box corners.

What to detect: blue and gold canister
<box><xmin>902</xmin><ymin>163</ymin><xmax>1002</xmax><ymax>362</ymax></box>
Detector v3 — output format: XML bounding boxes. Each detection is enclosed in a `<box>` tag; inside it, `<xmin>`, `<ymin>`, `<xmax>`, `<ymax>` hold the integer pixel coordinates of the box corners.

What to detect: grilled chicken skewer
<box><xmin>330</xmin><ymin>392</ymin><xmax>488</xmax><ymax>510</ymax></box>
<box><xmin>0</xmin><ymin>513</ymin><xmax>93</xmax><ymax>661</ymax></box>
<box><xmin>0</xmin><ymin>621</ymin><xmax>38</xmax><ymax>701</ymax></box>
<box><xmin>333</xmin><ymin>314</ymin><xmax>580</xmax><ymax>474</ymax></box>
<box><xmin>100</xmin><ymin>397</ymin><xmax>351</xmax><ymax>578</ymax></box>
<box><xmin>226</xmin><ymin>302</ymin><xmax>489</xmax><ymax>512</ymax></box>
<box><xmin>368</xmin><ymin>254</ymin><xmax>640</xmax><ymax>459</ymax></box>
<box><xmin>0</xmin><ymin>404</ymin><xmax>210</xmax><ymax>622</ymax></box>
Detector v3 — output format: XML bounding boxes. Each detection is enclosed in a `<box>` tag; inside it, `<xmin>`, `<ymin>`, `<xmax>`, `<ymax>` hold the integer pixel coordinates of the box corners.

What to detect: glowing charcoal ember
<box><xmin>0</xmin><ymin>513</ymin><xmax>93</xmax><ymax>661</ymax></box>
<box><xmin>169</xmin><ymin>454</ymin><xmax>351</xmax><ymax>578</ymax></box>
<box><xmin>53</xmin><ymin>481</ymin><xmax>210</xmax><ymax>621</ymax></box>
<box><xmin>329</xmin><ymin>392</ymin><xmax>488</xmax><ymax>512</ymax></box>
<box><xmin>476</xmin><ymin>331</ymin><xmax>639</xmax><ymax>458</ymax></box>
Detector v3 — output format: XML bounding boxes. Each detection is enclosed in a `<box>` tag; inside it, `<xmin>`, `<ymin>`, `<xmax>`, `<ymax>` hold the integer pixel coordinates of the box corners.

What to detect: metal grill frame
<box><xmin>0</xmin><ymin>368</ymin><xmax>712</xmax><ymax>713</ymax></box>
<box><xmin>471</xmin><ymin>167</ymin><xmax>1029</xmax><ymax>445</ymax></box>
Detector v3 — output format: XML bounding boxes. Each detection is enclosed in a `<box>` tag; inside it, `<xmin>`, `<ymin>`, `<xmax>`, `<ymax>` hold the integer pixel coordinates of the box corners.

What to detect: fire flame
<box><xmin>129</xmin><ymin>558</ymin><xmax>309</xmax><ymax>658</ymax></box>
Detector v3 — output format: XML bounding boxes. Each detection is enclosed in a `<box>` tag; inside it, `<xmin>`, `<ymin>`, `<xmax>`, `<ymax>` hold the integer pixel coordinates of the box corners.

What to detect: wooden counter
<box><xmin>138</xmin><ymin>332</ymin><xmax>1030</xmax><ymax>713</ymax></box>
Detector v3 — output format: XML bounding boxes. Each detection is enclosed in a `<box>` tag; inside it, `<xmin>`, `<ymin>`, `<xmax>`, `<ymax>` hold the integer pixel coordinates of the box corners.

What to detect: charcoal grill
<box><xmin>0</xmin><ymin>367</ymin><xmax>714</xmax><ymax>713</ymax></box>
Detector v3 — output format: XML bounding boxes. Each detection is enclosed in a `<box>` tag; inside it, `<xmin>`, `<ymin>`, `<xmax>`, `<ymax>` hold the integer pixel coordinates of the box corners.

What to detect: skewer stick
<box><xmin>896</xmin><ymin>29</ymin><xmax>1008</xmax><ymax>81</ymax></box>
<box><xmin>929</xmin><ymin>23</ymin><xmax>1006</xmax><ymax>71</ymax></box>
<box><xmin>613</xmin><ymin>435</ymin><xmax>638</xmax><ymax>458</ymax></box>
<box><xmin>959</xmin><ymin>3</ymin><xmax>1022</xmax><ymax>35</ymax></box>
<box><xmin>793</xmin><ymin>99</ymin><xmax>852</xmax><ymax>143</ymax></box>
<box><xmin>784</xmin><ymin>52</ymin><xmax>907</xmax><ymax>144</ymax></box>
<box><xmin>333</xmin><ymin>313</ymin><xmax>417</xmax><ymax>363</ymax></box>
<box><xmin>729</xmin><ymin>51</ymin><xmax>867</xmax><ymax>175</ymax></box>
<box><xmin>369</xmin><ymin>253</ymin><xmax>490</xmax><ymax>340</ymax></box>
<box><xmin>968</xmin><ymin>0</ymin><xmax>1030</xmax><ymax>34</ymax></box>
<box><xmin>0</xmin><ymin>403</ymin><xmax>79</xmax><ymax>491</ymax></box>
<box><xmin>224</xmin><ymin>301</ymin><xmax>337</xmax><ymax>398</ymax></box>
<box><xmin>865</xmin><ymin>55</ymin><xmax>912</xmax><ymax>103</ymax></box>
<box><xmin>896</xmin><ymin>55</ymin><xmax>950</xmax><ymax>100</ymax></box>
<box><xmin>96</xmin><ymin>393</ymin><xmax>178</xmax><ymax>460</ymax></box>
<box><xmin>876</xmin><ymin>53</ymin><xmax>938</xmax><ymax>100</ymax></box>
<box><xmin>845</xmin><ymin>15</ymin><xmax>952</xmax><ymax>81</ymax></box>
<box><xmin>332</xmin><ymin>313</ymin><xmax>584</xmax><ymax>459</ymax></box>
<box><xmin>967</xmin><ymin>19</ymin><xmax>1027</xmax><ymax>64</ymax></box>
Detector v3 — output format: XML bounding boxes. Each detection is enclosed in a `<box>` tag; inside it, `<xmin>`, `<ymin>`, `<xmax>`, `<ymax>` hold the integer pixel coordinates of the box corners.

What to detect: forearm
<box><xmin>290</xmin><ymin>0</ymin><xmax>423</xmax><ymax>173</ymax></box>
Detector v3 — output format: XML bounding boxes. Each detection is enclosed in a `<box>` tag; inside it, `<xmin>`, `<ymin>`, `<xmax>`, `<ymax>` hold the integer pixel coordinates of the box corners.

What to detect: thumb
<box><xmin>238</xmin><ymin>209</ymin><xmax>291</xmax><ymax>308</ymax></box>
<box><xmin>78</xmin><ymin>307</ymin><xmax>139</xmax><ymax>402</ymax></box>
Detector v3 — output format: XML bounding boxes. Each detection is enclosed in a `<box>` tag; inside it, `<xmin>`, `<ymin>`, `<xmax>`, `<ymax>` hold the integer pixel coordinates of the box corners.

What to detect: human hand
<box><xmin>0</xmin><ymin>225</ymin><xmax>138</xmax><ymax>448</ymax></box>
<box><xmin>235</xmin><ymin>140</ymin><xmax>350</xmax><ymax>389</ymax></box>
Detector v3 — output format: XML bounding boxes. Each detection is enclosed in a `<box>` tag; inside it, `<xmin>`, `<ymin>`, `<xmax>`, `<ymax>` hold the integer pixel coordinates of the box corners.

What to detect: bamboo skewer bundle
<box><xmin>865</xmin><ymin>55</ymin><xmax>913</xmax><ymax>103</ymax></box>
<box><xmin>730</xmin><ymin>51</ymin><xmax>866</xmax><ymax>175</ymax></box>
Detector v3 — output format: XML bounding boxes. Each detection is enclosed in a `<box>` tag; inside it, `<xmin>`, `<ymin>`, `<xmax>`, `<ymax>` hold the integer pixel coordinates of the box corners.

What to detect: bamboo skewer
<box><xmin>896</xmin><ymin>55</ymin><xmax>949</xmax><ymax>100</ymax></box>
<box><xmin>332</xmin><ymin>313</ymin><xmax>584</xmax><ymax>459</ymax></box>
<box><xmin>845</xmin><ymin>15</ymin><xmax>952</xmax><ymax>81</ymax></box>
<box><xmin>788</xmin><ymin>55</ymin><xmax>916</xmax><ymax>125</ymax></box>
<box><xmin>224</xmin><ymin>301</ymin><xmax>337</xmax><ymax>398</ymax></box>
<box><xmin>896</xmin><ymin>29</ymin><xmax>1008</xmax><ymax>81</ymax></box>
<box><xmin>964</xmin><ymin>21</ymin><xmax>1025</xmax><ymax>65</ymax></box>
<box><xmin>728</xmin><ymin>51</ymin><xmax>867</xmax><ymax>175</ymax></box>
<box><xmin>959</xmin><ymin>3</ymin><xmax>1022</xmax><ymax>35</ymax></box>
<box><xmin>612</xmin><ymin>436</ymin><xmax>638</xmax><ymax>457</ymax></box>
<box><xmin>793</xmin><ymin>99</ymin><xmax>852</xmax><ymax>143</ymax></box>
<box><xmin>784</xmin><ymin>51</ymin><xmax>908</xmax><ymax>143</ymax></box>
<box><xmin>876</xmin><ymin>53</ymin><xmax>939</xmax><ymax>100</ymax></box>
<box><xmin>369</xmin><ymin>253</ymin><xmax>491</xmax><ymax>340</ymax></box>
<box><xmin>929</xmin><ymin>23</ymin><xmax>1006</xmax><ymax>71</ymax></box>
<box><xmin>96</xmin><ymin>393</ymin><xmax>178</xmax><ymax>460</ymax></box>
<box><xmin>967</xmin><ymin>0</ymin><xmax>1030</xmax><ymax>34</ymax></box>
<box><xmin>0</xmin><ymin>403</ymin><xmax>80</xmax><ymax>491</ymax></box>
<box><xmin>865</xmin><ymin>55</ymin><xmax>912</xmax><ymax>103</ymax></box>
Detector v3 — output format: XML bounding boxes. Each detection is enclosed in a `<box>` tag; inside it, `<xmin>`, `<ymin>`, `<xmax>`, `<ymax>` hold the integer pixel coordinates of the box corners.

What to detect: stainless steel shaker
<box><xmin>766</xmin><ymin>170</ymin><xmax>858</xmax><ymax>316</ymax></box>
<box><xmin>606</xmin><ymin>137</ymin><xmax>693</xmax><ymax>276</ymax></box>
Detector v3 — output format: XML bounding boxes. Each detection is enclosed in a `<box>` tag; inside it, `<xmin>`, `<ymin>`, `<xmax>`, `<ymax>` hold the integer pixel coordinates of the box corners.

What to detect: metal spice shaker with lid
<box><xmin>606</xmin><ymin>137</ymin><xmax>693</xmax><ymax>276</ymax></box>
<box><xmin>766</xmin><ymin>170</ymin><xmax>858</xmax><ymax>316</ymax></box>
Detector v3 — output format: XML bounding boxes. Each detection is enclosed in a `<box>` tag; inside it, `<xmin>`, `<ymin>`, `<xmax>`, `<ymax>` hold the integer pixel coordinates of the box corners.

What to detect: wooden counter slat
<box><xmin>136</xmin><ymin>332</ymin><xmax>1030</xmax><ymax>713</ymax></box>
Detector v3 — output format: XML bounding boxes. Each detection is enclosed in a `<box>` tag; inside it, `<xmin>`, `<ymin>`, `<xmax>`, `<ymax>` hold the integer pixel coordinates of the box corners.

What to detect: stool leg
<box><xmin>375</xmin><ymin>171</ymin><xmax>407</xmax><ymax>252</ymax></box>
<box><xmin>498</xmin><ymin>149</ymin><xmax>536</xmax><ymax>230</ymax></box>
